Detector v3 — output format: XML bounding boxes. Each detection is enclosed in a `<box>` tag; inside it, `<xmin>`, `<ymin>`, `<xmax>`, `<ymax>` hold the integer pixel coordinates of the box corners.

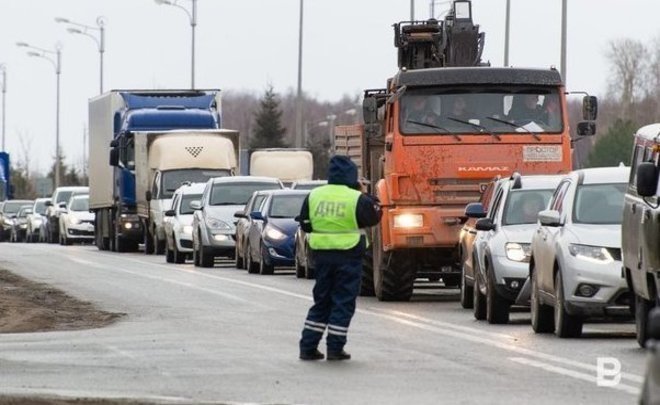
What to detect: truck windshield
<box><xmin>573</xmin><ymin>183</ymin><xmax>627</xmax><ymax>225</ymax></box>
<box><xmin>400</xmin><ymin>86</ymin><xmax>562</xmax><ymax>135</ymax></box>
<box><xmin>502</xmin><ymin>190</ymin><xmax>553</xmax><ymax>225</ymax></box>
<box><xmin>268</xmin><ymin>194</ymin><xmax>307</xmax><ymax>218</ymax></box>
<box><xmin>161</xmin><ymin>169</ymin><xmax>231</xmax><ymax>199</ymax></box>
<box><xmin>210</xmin><ymin>182</ymin><xmax>281</xmax><ymax>206</ymax></box>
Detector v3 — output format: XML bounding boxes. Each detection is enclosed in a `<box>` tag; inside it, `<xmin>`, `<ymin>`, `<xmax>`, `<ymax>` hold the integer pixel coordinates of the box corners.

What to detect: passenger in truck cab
<box><xmin>449</xmin><ymin>95</ymin><xmax>471</xmax><ymax>118</ymax></box>
<box><xmin>508</xmin><ymin>94</ymin><xmax>546</xmax><ymax>125</ymax></box>
<box><xmin>403</xmin><ymin>95</ymin><xmax>441</xmax><ymax>131</ymax></box>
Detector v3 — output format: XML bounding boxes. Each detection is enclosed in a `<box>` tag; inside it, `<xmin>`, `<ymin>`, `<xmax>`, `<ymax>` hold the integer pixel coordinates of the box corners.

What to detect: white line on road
<box><xmin>509</xmin><ymin>357</ymin><xmax>641</xmax><ymax>395</ymax></box>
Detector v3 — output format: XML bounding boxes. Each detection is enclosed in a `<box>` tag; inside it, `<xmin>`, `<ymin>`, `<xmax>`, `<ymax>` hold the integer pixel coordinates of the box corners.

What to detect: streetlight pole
<box><xmin>560</xmin><ymin>0</ymin><xmax>567</xmax><ymax>83</ymax></box>
<box><xmin>155</xmin><ymin>0</ymin><xmax>197</xmax><ymax>89</ymax></box>
<box><xmin>504</xmin><ymin>0</ymin><xmax>511</xmax><ymax>66</ymax></box>
<box><xmin>0</xmin><ymin>64</ymin><xmax>6</xmax><ymax>152</ymax></box>
<box><xmin>411</xmin><ymin>0</ymin><xmax>415</xmax><ymax>20</ymax></box>
<box><xmin>17</xmin><ymin>42</ymin><xmax>62</xmax><ymax>188</ymax></box>
<box><xmin>56</xmin><ymin>16</ymin><xmax>106</xmax><ymax>94</ymax></box>
<box><xmin>327</xmin><ymin>114</ymin><xmax>337</xmax><ymax>154</ymax></box>
<box><xmin>295</xmin><ymin>0</ymin><xmax>304</xmax><ymax>148</ymax></box>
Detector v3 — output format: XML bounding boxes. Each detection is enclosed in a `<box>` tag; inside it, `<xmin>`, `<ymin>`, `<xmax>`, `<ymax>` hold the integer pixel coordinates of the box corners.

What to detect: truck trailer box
<box><xmin>249</xmin><ymin>149</ymin><xmax>313</xmax><ymax>186</ymax></box>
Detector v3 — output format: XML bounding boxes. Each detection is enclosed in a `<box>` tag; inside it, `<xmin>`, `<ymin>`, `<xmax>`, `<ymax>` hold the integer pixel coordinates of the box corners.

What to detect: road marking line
<box><xmin>509</xmin><ymin>357</ymin><xmax>641</xmax><ymax>395</ymax></box>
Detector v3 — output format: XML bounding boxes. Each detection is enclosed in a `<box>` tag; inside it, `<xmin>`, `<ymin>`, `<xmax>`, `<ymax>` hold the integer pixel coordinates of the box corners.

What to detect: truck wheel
<box><xmin>460</xmin><ymin>262</ymin><xmax>474</xmax><ymax>309</ymax></box>
<box><xmin>486</xmin><ymin>264</ymin><xmax>510</xmax><ymax>324</ymax></box>
<box><xmin>531</xmin><ymin>267</ymin><xmax>554</xmax><ymax>333</ymax></box>
<box><xmin>360</xmin><ymin>250</ymin><xmax>375</xmax><ymax>296</ymax></box>
<box><xmin>173</xmin><ymin>237</ymin><xmax>185</xmax><ymax>264</ymax></box>
<box><xmin>554</xmin><ymin>270</ymin><xmax>583</xmax><ymax>338</ymax></box>
<box><xmin>636</xmin><ymin>293</ymin><xmax>652</xmax><ymax>348</ymax></box>
<box><xmin>373</xmin><ymin>227</ymin><xmax>415</xmax><ymax>301</ymax></box>
<box><xmin>473</xmin><ymin>273</ymin><xmax>486</xmax><ymax>320</ymax></box>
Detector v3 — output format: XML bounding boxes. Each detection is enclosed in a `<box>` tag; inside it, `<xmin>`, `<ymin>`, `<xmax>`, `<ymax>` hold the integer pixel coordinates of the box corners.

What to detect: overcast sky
<box><xmin>1</xmin><ymin>0</ymin><xmax>659</xmax><ymax>173</ymax></box>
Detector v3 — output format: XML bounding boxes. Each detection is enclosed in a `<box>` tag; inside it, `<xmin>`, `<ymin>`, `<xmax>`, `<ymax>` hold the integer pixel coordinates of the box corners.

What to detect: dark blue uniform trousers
<box><xmin>299</xmin><ymin>250</ymin><xmax>362</xmax><ymax>353</ymax></box>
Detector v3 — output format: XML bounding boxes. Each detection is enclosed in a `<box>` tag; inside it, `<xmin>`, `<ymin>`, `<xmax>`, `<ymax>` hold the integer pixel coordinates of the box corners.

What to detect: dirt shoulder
<box><xmin>0</xmin><ymin>269</ymin><xmax>123</xmax><ymax>333</ymax></box>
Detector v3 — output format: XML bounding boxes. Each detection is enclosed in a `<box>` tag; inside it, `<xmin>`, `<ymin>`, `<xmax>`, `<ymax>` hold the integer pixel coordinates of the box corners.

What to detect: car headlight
<box><xmin>205</xmin><ymin>217</ymin><xmax>231</xmax><ymax>231</ymax></box>
<box><xmin>182</xmin><ymin>225</ymin><xmax>193</xmax><ymax>234</ymax></box>
<box><xmin>568</xmin><ymin>244</ymin><xmax>614</xmax><ymax>264</ymax></box>
<box><xmin>70</xmin><ymin>216</ymin><xmax>80</xmax><ymax>225</ymax></box>
<box><xmin>505</xmin><ymin>242</ymin><xmax>531</xmax><ymax>262</ymax></box>
<box><xmin>34</xmin><ymin>219</ymin><xmax>42</xmax><ymax>226</ymax></box>
<box><xmin>3</xmin><ymin>218</ymin><xmax>12</xmax><ymax>226</ymax></box>
<box><xmin>265</xmin><ymin>226</ymin><xmax>287</xmax><ymax>241</ymax></box>
<box><xmin>20</xmin><ymin>224</ymin><xmax>28</xmax><ymax>229</ymax></box>
<box><xmin>393</xmin><ymin>213</ymin><xmax>424</xmax><ymax>228</ymax></box>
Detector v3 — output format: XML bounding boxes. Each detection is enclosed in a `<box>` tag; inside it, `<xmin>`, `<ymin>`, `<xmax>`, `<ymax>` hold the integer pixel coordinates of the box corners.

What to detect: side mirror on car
<box><xmin>190</xmin><ymin>200</ymin><xmax>202</xmax><ymax>211</ymax></box>
<box><xmin>164</xmin><ymin>210</ymin><xmax>175</xmax><ymax>217</ymax></box>
<box><xmin>58</xmin><ymin>202</ymin><xmax>67</xmax><ymax>209</ymax></box>
<box><xmin>250</xmin><ymin>211</ymin><xmax>265</xmax><ymax>221</ymax></box>
<box><xmin>465</xmin><ymin>202</ymin><xmax>486</xmax><ymax>218</ymax></box>
<box><xmin>44</xmin><ymin>201</ymin><xmax>53</xmax><ymax>207</ymax></box>
<box><xmin>234</xmin><ymin>211</ymin><xmax>247</xmax><ymax>219</ymax></box>
<box><xmin>475</xmin><ymin>217</ymin><xmax>496</xmax><ymax>231</ymax></box>
<box><xmin>538</xmin><ymin>210</ymin><xmax>562</xmax><ymax>227</ymax></box>
<box><xmin>636</xmin><ymin>162</ymin><xmax>659</xmax><ymax>198</ymax></box>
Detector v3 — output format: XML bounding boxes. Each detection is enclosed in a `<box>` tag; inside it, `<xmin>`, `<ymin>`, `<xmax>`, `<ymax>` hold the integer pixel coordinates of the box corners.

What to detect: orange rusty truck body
<box><xmin>335</xmin><ymin>1</ymin><xmax>599</xmax><ymax>301</ymax></box>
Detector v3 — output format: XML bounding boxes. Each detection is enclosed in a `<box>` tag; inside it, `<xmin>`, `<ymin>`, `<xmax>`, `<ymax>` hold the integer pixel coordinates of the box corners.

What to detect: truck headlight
<box><xmin>505</xmin><ymin>242</ymin><xmax>531</xmax><ymax>262</ymax></box>
<box><xmin>568</xmin><ymin>244</ymin><xmax>614</xmax><ymax>264</ymax></box>
<box><xmin>206</xmin><ymin>217</ymin><xmax>231</xmax><ymax>231</ymax></box>
<box><xmin>182</xmin><ymin>225</ymin><xmax>193</xmax><ymax>235</ymax></box>
<box><xmin>393</xmin><ymin>213</ymin><xmax>423</xmax><ymax>228</ymax></box>
<box><xmin>265</xmin><ymin>226</ymin><xmax>286</xmax><ymax>241</ymax></box>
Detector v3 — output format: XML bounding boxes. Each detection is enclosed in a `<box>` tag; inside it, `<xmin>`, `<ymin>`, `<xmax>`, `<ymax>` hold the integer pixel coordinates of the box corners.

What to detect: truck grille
<box><xmin>429</xmin><ymin>179</ymin><xmax>485</xmax><ymax>207</ymax></box>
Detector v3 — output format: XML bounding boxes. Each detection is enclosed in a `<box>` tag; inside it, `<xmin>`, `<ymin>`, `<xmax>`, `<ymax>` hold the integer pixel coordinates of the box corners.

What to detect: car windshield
<box><xmin>70</xmin><ymin>198</ymin><xmax>89</xmax><ymax>212</ymax></box>
<box><xmin>210</xmin><ymin>182</ymin><xmax>281</xmax><ymax>206</ymax></box>
<box><xmin>502</xmin><ymin>190</ymin><xmax>553</xmax><ymax>225</ymax></box>
<box><xmin>17</xmin><ymin>207</ymin><xmax>32</xmax><ymax>218</ymax></box>
<box><xmin>268</xmin><ymin>194</ymin><xmax>307</xmax><ymax>218</ymax></box>
<box><xmin>161</xmin><ymin>169</ymin><xmax>231</xmax><ymax>199</ymax></box>
<box><xmin>3</xmin><ymin>202</ymin><xmax>30</xmax><ymax>214</ymax></box>
<box><xmin>34</xmin><ymin>201</ymin><xmax>47</xmax><ymax>215</ymax></box>
<box><xmin>56</xmin><ymin>191</ymin><xmax>74</xmax><ymax>204</ymax></box>
<box><xmin>180</xmin><ymin>194</ymin><xmax>202</xmax><ymax>215</ymax></box>
<box><xmin>573</xmin><ymin>183</ymin><xmax>627</xmax><ymax>225</ymax></box>
<box><xmin>400</xmin><ymin>86</ymin><xmax>562</xmax><ymax>135</ymax></box>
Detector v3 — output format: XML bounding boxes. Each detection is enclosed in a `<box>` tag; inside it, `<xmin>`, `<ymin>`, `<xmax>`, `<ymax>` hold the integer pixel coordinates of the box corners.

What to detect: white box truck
<box><xmin>249</xmin><ymin>149</ymin><xmax>314</xmax><ymax>187</ymax></box>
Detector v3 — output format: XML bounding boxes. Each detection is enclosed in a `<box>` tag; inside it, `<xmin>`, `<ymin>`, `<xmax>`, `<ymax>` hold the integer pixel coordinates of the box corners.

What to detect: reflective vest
<box><xmin>308</xmin><ymin>184</ymin><xmax>361</xmax><ymax>250</ymax></box>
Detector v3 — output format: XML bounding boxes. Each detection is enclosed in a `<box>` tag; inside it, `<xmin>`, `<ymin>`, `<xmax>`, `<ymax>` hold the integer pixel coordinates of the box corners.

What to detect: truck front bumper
<box><xmin>384</xmin><ymin>206</ymin><xmax>465</xmax><ymax>250</ymax></box>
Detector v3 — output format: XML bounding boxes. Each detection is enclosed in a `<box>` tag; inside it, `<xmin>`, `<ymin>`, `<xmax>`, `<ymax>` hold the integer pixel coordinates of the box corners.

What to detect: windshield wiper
<box><xmin>212</xmin><ymin>202</ymin><xmax>244</xmax><ymax>206</ymax></box>
<box><xmin>446</xmin><ymin>117</ymin><xmax>500</xmax><ymax>141</ymax></box>
<box><xmin>268</xmin><ymin>215</ymin><xmax>293</xmax><ymax>219</ymax></box>
<box><xmin>484</xmin><ymin>116</ymin><xmax>541</xmax><ymax>141</ymax></box>
<box><xmin>406</xmin><ymin>120</ymin><xmax>462</xmax><ymax>141</ymax></box>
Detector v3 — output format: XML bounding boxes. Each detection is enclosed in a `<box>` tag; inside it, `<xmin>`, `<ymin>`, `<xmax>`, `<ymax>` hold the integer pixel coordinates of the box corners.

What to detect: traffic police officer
<box><xmin>298</xmin><ymin>155</ymin><xmax>381</xmax><ymax>361</ymax></box>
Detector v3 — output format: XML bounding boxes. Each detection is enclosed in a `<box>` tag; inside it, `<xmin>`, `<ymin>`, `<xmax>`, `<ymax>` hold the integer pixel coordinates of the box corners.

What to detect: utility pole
<box><xmin>295</xmin><ymin>0</ymin><xmax>304</xmax><ymax>148</ymax></box>
<box><xmin>560</xmin><ymin>0</ymin><xmax>568</xmax><ymax>83</ymax></box>
<box><xmin>504</xmin><ymin>0</ymin><xmax>511</xmax><ymax>66</ymax></box>
<box><xmin>411</xmin><ymin>0</ymin><xmax>415</xmax><ymax>20</ymax></box>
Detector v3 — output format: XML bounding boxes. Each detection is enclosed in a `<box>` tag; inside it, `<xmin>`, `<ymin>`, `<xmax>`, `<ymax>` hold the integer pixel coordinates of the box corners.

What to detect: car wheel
<box><xmin>173</xmin><ymin>235</ymin><xmax>185</xmax><ymax>264</ymax></box>
<box><xmin>193</xmin><ymin>232</ymin><xmax>201</xmax><ymax>267</ymax></box>
<box><xmin>531</xmin><ymin>267</ymin><xmax>554</xmax><ymax>333</ymax></box>
<box><xmin>304</xmin><ymin>252</ymin><xmax>315</xmax><ymax>280</ymax></box>
<box><xmin>473</xmin><ymin>272</ymin><xmax>486</xmax><ymax>320</ymax></box>
<box><xmin>295</xmin><ymin>250</ymin><xmax>305</xmax><ymax>278</ymax></box>
<box><xmin>636</xmin><ymin>293</ymin><xmax>653</xmax><ymax>348</ymax></box>
<box><xmin>554</xmin><ymin>270</ymin><xmax>583</xmax><ymax>338</ymax></box>
<box><xmin>165</xmin><ymin>237</ymin><xmax>174</xmax><ymax>263</ymax></box>
<box><xmin>235</xmin><ymin>243</ymin><xmax>244</xmax><ymax>269</ymax></box>
<box><xmin>460</xmin><ymin>262</ymin><xmax>474</xmax><ymax>309</ymax></box>
<box><xmin>247</xmin><ymin>244</ymin><xmax>259</xmax><ymax>274</ymax></box>
<box><xmin>199</xmin><ymin>238</ymin><xmax>214</xmax><ymax>268</ymax></box>
<box><xmin>486</xmin><ymin>263</ymin><xmax>510</xmax><ymax>324</ymax></box>
<box><xmin>259</xmin><ymin>243</ymin><xmax>274</xmax><ymax>275</ymax></box>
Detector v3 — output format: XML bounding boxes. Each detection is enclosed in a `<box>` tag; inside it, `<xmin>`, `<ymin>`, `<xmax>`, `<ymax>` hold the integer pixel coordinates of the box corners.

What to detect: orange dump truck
<box><xmin>336</xmin><ymin>2</ymin><xmax>597</xmax><ymax>301</ymax></box>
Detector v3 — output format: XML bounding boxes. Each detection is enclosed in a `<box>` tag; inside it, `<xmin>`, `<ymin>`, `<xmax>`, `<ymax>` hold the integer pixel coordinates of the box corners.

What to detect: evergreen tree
<box><xmin>250</xmin><ymin>85</ymin><xmax>288</xmax><ymax>149</ymax></box>
<box><xmin>586</xmin><ymin>119</ymin><xmax>637</xmax><ymax>168</ymax></box>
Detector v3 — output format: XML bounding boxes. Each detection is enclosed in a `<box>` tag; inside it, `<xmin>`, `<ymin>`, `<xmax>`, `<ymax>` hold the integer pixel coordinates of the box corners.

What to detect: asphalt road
<box><xmin>0</xmin><ymin>243</ymin><xmax>647</xmax><ymax>404</ymax></box>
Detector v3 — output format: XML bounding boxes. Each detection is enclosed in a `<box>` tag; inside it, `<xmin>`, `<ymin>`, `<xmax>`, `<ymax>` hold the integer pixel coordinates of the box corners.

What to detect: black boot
<box><xmin>327</xmin><ymin>350</ymin><xmax>351</xmax><ymax>361</ymax></box>
<box><xmin>299</xmin><ymin>349</ymin><xmax>324</xmax><ymax>361</ymax></box>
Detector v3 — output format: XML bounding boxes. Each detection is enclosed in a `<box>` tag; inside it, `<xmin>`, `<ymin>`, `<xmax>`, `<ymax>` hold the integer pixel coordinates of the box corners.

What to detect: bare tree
<box><xmin>605</xmin><ymin>38</ymin><xmax>648</xmax><ymax>120</ymax></box>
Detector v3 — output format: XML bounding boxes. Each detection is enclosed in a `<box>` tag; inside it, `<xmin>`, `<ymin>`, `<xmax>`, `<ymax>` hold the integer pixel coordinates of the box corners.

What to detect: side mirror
<box><xmin>582</xmin><ymin>95</ymin><xmax>598</xmax><ymax>121</ymax></box>
<box><xmin>576</xmin><ymin>121</ymin><xmax>596</xmax><ymax>136</ymax></box>
<box><xmin>475</xmin><ymin>217</ymin><xmax>496</xmax><ymax>231</ymax></box>
<box><xmin>145</xmin><ymin>190</ymin><xmax>152</xmax><ymax>202</ymax></box>
<box><xmin>465</xmin><ymin>202</ymin><xmax>486</xmax><ymax>218</ymax></box>
<box><xmin>538</xmin><ymin>210</ymin><xmax>562</xmax><ymax>227</ymax></box>
<box><xmin>44</xmin><ymin>201</ymin><xmax>53</xmax><ymax>207</ymax></box>
<box><xmin>250</xmin><ymin>211</ymin><xmax>265</xmax><ymax>221</ymax></box>
<box><xmin>648</xmin><ymin>307</ymin><xmax>660</xmax><ymax>342</ymax></box>
<box><xmin>164</xmin><ymin>209</ymin><xmax>175</xmax><ymax>217</ymax></box>
<box><xmin>637</xmin><ymin>162</ymin><xmax>659</xmax><ymax>197</ymax></box>
<box><xmin>234</xmin><ymin>211</ymin><xmax>247</xmax><ymax>219</ymax></box>
<box><xmin>190</xmin><ymin>200</ymin><xmax>202</xmax><ymax>211</ymax></box>
<box><xmin>58</xmin><ymin>202</ymin><xmax>67</xmax><ymax>209</ymax></box>
<box><xmin>109</xmin><ymin>148</ymin><xmax>119</xmax><ymax>166</ymax></box>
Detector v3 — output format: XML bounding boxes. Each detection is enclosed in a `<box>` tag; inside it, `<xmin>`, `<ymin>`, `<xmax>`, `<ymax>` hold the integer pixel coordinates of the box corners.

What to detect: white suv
<box><xmin>529</xmin><ymin>166</ymin><xmax>631</xmax><ymax>338</ymax></box>
<box><xmin>163</xmin><ymin>182</ymin><xmax>206</xmax><ymax>264</ymax></box>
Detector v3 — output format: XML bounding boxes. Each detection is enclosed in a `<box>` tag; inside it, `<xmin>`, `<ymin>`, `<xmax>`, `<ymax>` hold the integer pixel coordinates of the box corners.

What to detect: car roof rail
<box><xmin>510</xmin><ymin>172</ymin><xmax>522</xmax><ymax>189</ymax></box>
